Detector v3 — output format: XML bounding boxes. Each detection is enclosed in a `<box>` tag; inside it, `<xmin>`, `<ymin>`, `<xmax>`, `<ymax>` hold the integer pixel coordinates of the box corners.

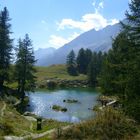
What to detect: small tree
<box><xmin>15</xmin><ymin>34</ymin><xmax>36</xmax><ymax>101</ymax></box>
<box><xmin>66</xmin><ymin>50</ymin><xmax>78</xmax><ymax>76</ymax></box>
<box><xmin>0</xmin><ymin>7</ymin><xmax>13</xmax><ymax>91</ymax></box>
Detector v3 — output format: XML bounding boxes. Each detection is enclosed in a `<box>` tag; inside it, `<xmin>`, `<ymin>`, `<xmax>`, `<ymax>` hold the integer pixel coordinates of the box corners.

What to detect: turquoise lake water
<box><xmin>27</xmin><ymin>89</ymin><xmax>98</xmax><ymax>123</ymax></box>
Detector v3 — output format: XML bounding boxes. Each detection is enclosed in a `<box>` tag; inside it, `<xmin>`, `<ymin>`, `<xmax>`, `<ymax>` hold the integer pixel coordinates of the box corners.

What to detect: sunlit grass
<box><xmin>33</xmin><ymin>119</ymin><xmax>71</xmax><ymax>133</ymax></box>
<box><xmin>0</xmin><ymin>101</ymin><xmax>32</xmax><ymax>136</ymax></box>
<box><xmin>6</xmin><ymin>64</ymin><xmax>87</xmax><ymax>89</ymax></box>
<box><xmin>0</xmin><ymin>100</ymin><xmax>71</xmax><ymax>138</ymax></box>
<box><xmin>35</xmin><ymin>64</ymin><xmax>87</xmax><ymax>82</ymax></box>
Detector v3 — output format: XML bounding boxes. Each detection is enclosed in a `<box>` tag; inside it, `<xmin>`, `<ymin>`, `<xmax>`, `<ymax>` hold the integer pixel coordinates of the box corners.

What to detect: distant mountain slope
<box><xmin>35</xmin><ymin>47</ymin><xmax>56</xmax><ymax>66</ymax></box>
<box><xmin>35</xmin><ymin>22</ymin><xmax>122</xmax><ymax>66</ymax></box>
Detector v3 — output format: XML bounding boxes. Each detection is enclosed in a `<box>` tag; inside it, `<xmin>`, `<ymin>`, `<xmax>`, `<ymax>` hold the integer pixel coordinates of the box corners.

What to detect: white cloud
<box><xmin>98</xmin><ymin>2</ymin><xmax>104</xmax><ymax>9</ymax></box>
<box><xmin>49</xmin><ymin>0</ymin><xmax>119</xmax><ymax>49</ymax></box>
<box><xmin>49</xmin><ymin>32</ymin><xmax>80</xmax><ymax>49</ymax></box>
<box><xmin>109</xmin><ymin>19</ymin><xmax>119</xmax><ymax>25</ymax></box>
<box><xmin>58</xmin><ymin>12</ymin><xmax>119</xmax><ymax>31</ymax></box>
<box><xmin>57</xmin><ymin>0</ymin><xmax>119</xmax><ymax>32</ymax></box>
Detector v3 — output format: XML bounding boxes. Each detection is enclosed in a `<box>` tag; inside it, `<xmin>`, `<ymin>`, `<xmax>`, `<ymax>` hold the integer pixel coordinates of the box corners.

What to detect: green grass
<box><xmin>0</xmin><ymin>100</ymin><xmax>71</xmax><ymax>139</ymax></box>
<box><xmin>35</xmin><ymin>64</ymin><xmax>87</xmax><ymax>82</ymax></box>
<box><xmin>0</xmin><ymin>101</ymin><xmax>32</xmax><ymax>137</ymax></box>
<box><xmin>1</xmin><ymin>101</ymin><xmax>140</xmax><ymax>140</ymax></box>
<box><xmin>57</xmin><ymin>108</ymin><xmax>138</xmax><ymax>140</ymax></box>
<box><xmin>5</xmin><ymin>64</ymin><xmax>87</xmax><ymax>89</ymax></box>
<box><xmin>33</xmin><ymin>119</ymin><xmax>71</xmax><ymax>133</ymax></box>
<box><xmin>33</xmin><ymin>119</ymin><xmax>71</xmax><ymax>140</ymax></box>
<box><xmin>36</xmin><ymin>137</ymin><xmax>51</xmax><ymax>140</ymax></box>
<box><xmin>133</xmin><ymin>127</ymin><xmax>140</xmax><ymax>140</ymax></box>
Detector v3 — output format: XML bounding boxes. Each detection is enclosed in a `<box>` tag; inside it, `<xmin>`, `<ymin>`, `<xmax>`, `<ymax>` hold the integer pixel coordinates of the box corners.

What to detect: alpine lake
<box><xmin>26</xmin><ymin>88</ymin><xmax>99</xmax><ymax>123</ymax></box>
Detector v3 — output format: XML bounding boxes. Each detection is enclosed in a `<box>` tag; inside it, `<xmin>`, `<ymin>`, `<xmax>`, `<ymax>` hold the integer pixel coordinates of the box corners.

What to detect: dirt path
<box><xmin>31</xmin><ymin>125</ymin><xmax>71</xmax><ymax>139</ymax></box>
<box><xmin>4</xmin><ymin>125</ymin><xmax>72</xmax><ymax>140</ymax></box>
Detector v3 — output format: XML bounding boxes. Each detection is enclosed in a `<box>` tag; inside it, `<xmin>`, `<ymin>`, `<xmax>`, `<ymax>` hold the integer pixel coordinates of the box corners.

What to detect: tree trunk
<box><xmin>0</xmin><ymin>76</ymin><xmax>4</xmax><ymax>92</ymax></box>
<box><xmin>21</xmin><ymin>88</ymin><xmax>25</xmax><ymax>102</ymax></box>
<box><xmin>20</xmin><ymin>79</ymin><xmax>25</xmax><ymax>102</ymax></box>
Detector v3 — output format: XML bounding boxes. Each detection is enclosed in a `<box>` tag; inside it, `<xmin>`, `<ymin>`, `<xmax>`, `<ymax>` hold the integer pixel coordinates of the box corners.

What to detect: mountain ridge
<box><xmin>35</xmin><ymin>22</ymin><xmax>122</xmax><ymax>66</ymax></box>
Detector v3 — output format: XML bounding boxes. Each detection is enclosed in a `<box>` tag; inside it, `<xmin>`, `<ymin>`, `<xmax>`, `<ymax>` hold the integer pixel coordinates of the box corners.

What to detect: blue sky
<box><xmin>1</xmin><ymin>0</ymin><xmax>130</xmax><ymax>50</ymax></box>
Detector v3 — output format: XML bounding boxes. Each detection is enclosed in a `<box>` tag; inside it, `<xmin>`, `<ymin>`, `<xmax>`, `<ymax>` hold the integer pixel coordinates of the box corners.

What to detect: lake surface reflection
<box><xmin>27</xmin><ymin>89</ymin><xmax>98</xmax><ymax>123</ymax></box>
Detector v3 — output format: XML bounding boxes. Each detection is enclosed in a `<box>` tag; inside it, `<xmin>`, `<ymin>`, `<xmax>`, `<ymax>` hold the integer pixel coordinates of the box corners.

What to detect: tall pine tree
<box><xmin>100</xmin><ymin>0</ymin><xmax>140</xmax><ymax>122</ymax></box>
<box><xmin>77</xmin><ymin>48</ymin><xmax>87</xmax><ymax>74</ymax></box>
<box><xmin>15</xmin><ymin>34</ymin><xmax>36</xmax><ymax>101</ymax></box>
<box><xmin>100</xmin><ymin>32</ymin><xmax>131</xmax><ymax>96</ymax></box>
<box><xmin>88</xmin><ymin>52</ymin><xmax>104</xmax><ymax>87</ymax></box>
<box><xmin>85</xmin><ymin>49</ymin><xmax>92</xmax><ymax>73</ymax></box>
<box><xmin>0</xmin><ymin>7</ymin><xmax>13</xmax><ymax>91</ymax></box>
<box><xmin>122</xmin><ymin>0</ymin><xmax>140</xmax><ymax>121</ymax></box>
<box><xmin>88</xmin><ymin>52</ymin><xmax>98</xmax><ymax>87</ymax></box>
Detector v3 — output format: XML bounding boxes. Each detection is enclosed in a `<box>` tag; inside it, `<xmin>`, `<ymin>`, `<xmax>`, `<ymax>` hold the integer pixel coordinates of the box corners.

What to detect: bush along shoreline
<box><xmin>36</xmin><ymin>78</ymin><xmax>89</xmax><ymax>89</ymax></box>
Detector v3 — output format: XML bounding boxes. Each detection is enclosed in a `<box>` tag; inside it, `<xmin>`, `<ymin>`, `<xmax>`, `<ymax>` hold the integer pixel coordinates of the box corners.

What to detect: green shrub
<box><xmin>47</xmin><ymin>81</ymin><xmax>57</xmax><ymax>89</ymax></box>
<box><xmin>124</xmin><ymin>99</ymin><xmax>140</xmax><ymax>123</ymax></box>
<box><xmin>0</xmin><ymin>122</ymin><xmax>13</xmax><ymax>136</ymax></box>
<box><xmin>38</xmin><ymin>83</ymin><xmax>46</xmax><ymax>89</ymax></box>
<box><xmin>61</xmin><ymin>108</ymin><xmax>67</xmax><ymax>112</ymax></box>
<box><xmin>58</xmin><ymin>83</ymin><xmax>66</xmax><ymax>88</ymax></box>
<box><xmin>52</xmin><ymin>105</ymin><xmax>67</xmax><ymax>112</ymax></box>
<box><xmin>4</xmin><ymin>95</ymin><xmax>18</xmax><ymax>104</ymax></box>
<box><xmin>59</xmin><ymin>108</ymin><xmax>138</xmax><ymax>140</ymax></box>
<box><xmin>91</xmin><ymin>108</ymin><xmax>138</xmax><ymax>140</ymax></box>
<box><xmin>62</xmin><ymin>126</ymin><xmax>83</xmax><ymax>140</ymax></box>
<box><xmin>52</xmin><ymin>105</ymin><xmax>61</xmax><ymax>111</ymax></box>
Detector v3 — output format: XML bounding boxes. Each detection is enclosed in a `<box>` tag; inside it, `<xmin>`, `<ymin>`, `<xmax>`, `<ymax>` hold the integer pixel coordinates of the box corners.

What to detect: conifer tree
<box><xmin>87</xmin><ymin>51</ymin><xmax>104</xmax><ymax>87</ymax></box>
<box><xmin>0</xmin><ymin>7</ymin><xmax>13</xmax><ymax>91</ymax></box>
<box><xmin>100</xmin><ymin>0</ymin><xmax>140</xmax><ymax>122</ymax></box>
<box><xmin>66</xmin><ymin>50</ymin><xmax>78</xmax><ymax>76</ymax></box>
<box><xmin>77</xmin><ymin>48</ymin><xmax>87</xmax><ymax>74</ymax></box>
<box><xmin>15</xmin><ymin>34</ymin><xmax>36</xmax><ymax>101</ymax></box>
<box><xmin>100</xmin><ymin>32</ymin><xmax>130</xmax><ymax>96</ymax></box>
<box><xmin>122</xmin><ymin>0</ymin><xmax>140</xmax><ymax>121</ymax></box>
<box><xmin>123</xmin><ymin>0</ymin><xmax>140</xmax><ymax>45</ymax></box>
<box><xmin>85</xmin><ymin>49</ymin><xmax>92</xmax><ymax>73</ymax></box>
<box><xmin>87</xmin><ymin>52</ymin><xmax>98</xmax><ymax>87</ymax></box>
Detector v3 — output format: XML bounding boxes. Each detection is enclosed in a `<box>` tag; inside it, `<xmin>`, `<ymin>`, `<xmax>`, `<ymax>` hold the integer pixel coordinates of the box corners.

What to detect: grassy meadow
<box><xmin>36</xmin><ymin>64</ymin><xmax>87</xmax><ymax>82</ymax></box>
<box><xmin>5</xmin><ymin>64</ymin><xmax>87</xmax><ymax>89</ymax></box>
